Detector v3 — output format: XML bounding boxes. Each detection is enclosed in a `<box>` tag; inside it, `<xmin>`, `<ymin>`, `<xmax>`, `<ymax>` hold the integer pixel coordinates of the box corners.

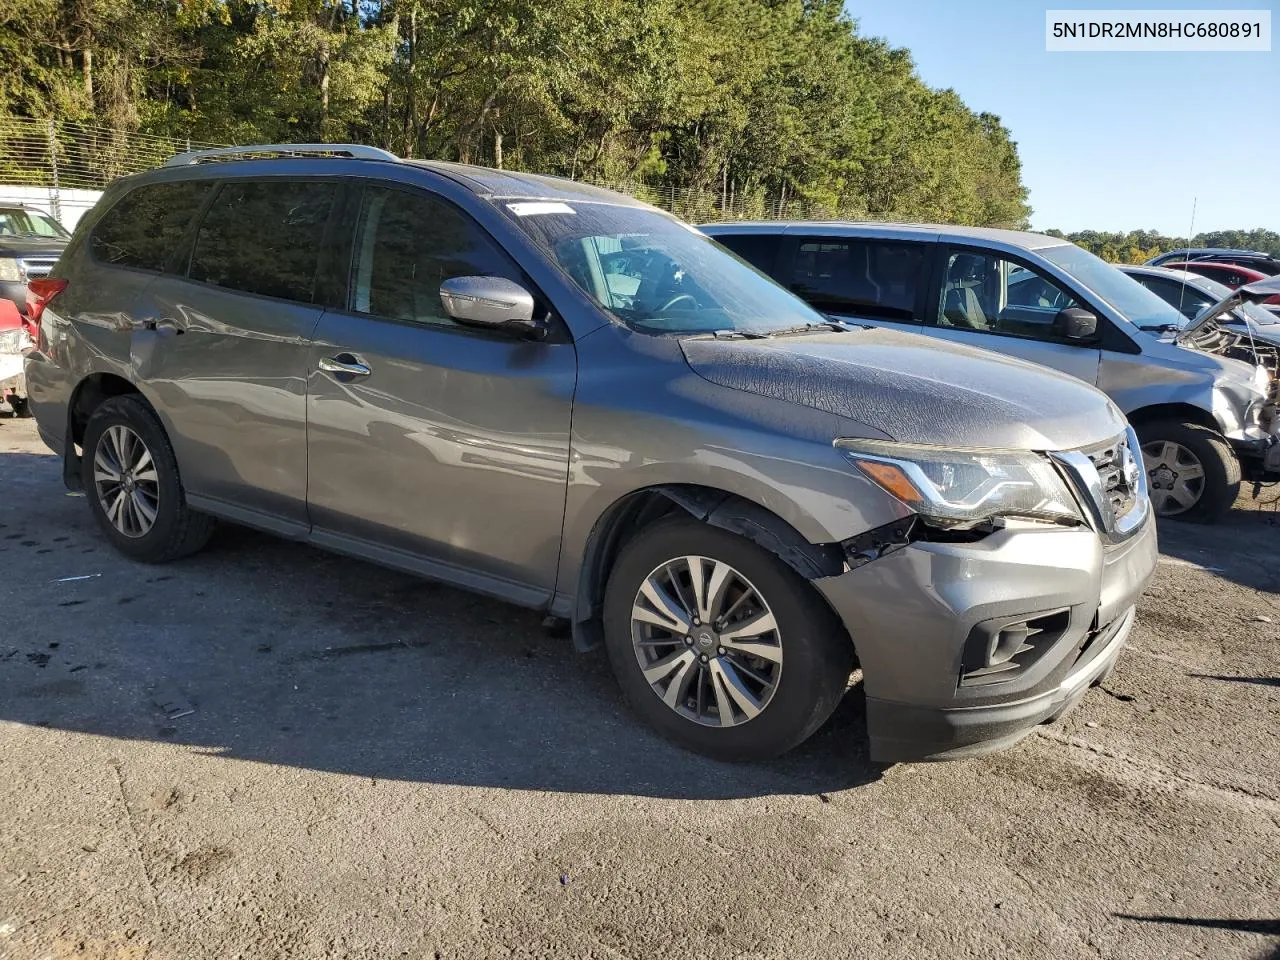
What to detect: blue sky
<box><xmin>846</xmin><ymin>1</ymin><xmax>1278</xmax><ymax>234</ymax></box>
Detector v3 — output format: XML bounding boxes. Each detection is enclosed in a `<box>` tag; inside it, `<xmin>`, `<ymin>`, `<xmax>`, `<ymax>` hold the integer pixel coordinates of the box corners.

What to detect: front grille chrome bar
<box><xmin>1050</xmin><ymin>426</ymin><xmax>1150</xmax><ymax>545</ymax></box>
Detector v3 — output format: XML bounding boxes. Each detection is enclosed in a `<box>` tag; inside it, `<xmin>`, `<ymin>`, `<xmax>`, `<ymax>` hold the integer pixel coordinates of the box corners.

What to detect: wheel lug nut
<box><xmin>700</xmin><ymin>654</ymin><xmax>708</xmax><ymax>663</ymax></box>
<box><xmin>685</xmin><ymin>637</ymin><xmax>694</xmax><ymax>646</ymax></box>
<box><xmin>692</xmin><ymin>618</ymin><xmax>700</xmax><ymax>626</ymax></box>
<box><xmin>717</xmin><ymin>647</ymin><xmax>726</xmax><ymax>656</ymax></box>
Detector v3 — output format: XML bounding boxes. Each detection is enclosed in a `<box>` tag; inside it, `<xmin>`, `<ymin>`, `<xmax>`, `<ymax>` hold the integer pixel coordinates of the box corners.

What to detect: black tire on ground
<box><xmin>602</xmin><ymin>517</ymin><xmax>854</xmax><ymax>761</ymax></box>
<box><xmin>81</xmin><ymin>394</ymin><xmax>216</xmax><ymax>562</ymax></box>
<box><xmin>1136</xmin><ymin>418</ymin><xmax>1239</xmax><ymax>523</ymax></box>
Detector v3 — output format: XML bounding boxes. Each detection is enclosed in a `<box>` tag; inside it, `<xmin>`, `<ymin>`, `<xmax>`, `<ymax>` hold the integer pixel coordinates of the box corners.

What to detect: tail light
<box><xmin>25</xmin><ymin>277</ymin><xmax>67</xmax><ymax>346</ymax></box>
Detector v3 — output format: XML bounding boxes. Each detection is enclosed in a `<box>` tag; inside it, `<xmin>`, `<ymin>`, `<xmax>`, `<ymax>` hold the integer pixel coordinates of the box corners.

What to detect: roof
<box><xmin>698</xmin><ymin>220</ymin><xmax>1068</xmax><ymax>251</ymax></box>
<box><xmin>405</xmin><ymin>161</ymin><xmax>651</xmax><ymax>207</ymax></box>
<box><xmin>155</xmin><ymin>143</ymin><xmax>653</xmax><ymax>209</ymax></box>
<box><xmin>1118</xmin><ymin>263</ymin><xmax>1224</xmax><ymax>291</ymax></box>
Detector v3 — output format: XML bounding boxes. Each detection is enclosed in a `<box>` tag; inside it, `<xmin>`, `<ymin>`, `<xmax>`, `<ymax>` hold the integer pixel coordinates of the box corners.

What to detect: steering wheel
<box><xmin>657</xmin><ymin>293</ymin><xmax>697</xmax><ymax>312</ymax></box>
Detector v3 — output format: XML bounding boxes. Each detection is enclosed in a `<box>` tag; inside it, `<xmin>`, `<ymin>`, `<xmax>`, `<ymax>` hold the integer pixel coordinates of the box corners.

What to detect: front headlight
<box><xmin>836</xmin><ymin>439</ymin><xmax>1083</xmax><ymax>527</ymax></box>
<box><xmin>0</xmin><ymin>258</ymin><xmax>22</xmax><ymax>282</ymax></box>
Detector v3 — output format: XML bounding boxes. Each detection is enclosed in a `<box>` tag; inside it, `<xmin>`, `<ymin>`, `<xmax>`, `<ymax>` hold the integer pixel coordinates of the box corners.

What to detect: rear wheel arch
<box><xmin>570</xmin><ymin>484</ymin><xmax>846</xmax><ymax>652</ymax></box>
<box><xmin>62</xmin><ymin>373</ymin><xmax>149</xmax><ymax>491</ymax></box>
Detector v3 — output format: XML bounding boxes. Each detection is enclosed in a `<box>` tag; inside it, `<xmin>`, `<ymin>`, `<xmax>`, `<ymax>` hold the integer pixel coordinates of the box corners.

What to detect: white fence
<box><xmin>0</xmin><ymin>184</ymin><xmax>103</xmax><ymax>230</ymax></box>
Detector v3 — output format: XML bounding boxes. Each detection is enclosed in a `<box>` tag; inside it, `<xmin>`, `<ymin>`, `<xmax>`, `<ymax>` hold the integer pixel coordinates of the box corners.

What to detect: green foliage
<box><xmin>1051</xmin><ymin>228</ymin><xmax>1280</xmax><ymax>263</ymax></box>
<box><xmin>0</xmin><ymin>0</ymin><xmax>1032</xmax><ymax>225</ymax></box>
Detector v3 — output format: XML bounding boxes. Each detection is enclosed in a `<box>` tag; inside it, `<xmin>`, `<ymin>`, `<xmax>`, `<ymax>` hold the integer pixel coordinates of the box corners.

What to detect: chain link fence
<box><xmin>1</xmin><ymin>116</ymin><xmax>851</xmax><ymax>224</ymax></box>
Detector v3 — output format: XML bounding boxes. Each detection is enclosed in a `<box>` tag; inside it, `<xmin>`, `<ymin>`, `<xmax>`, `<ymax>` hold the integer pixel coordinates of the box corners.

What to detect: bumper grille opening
<box><xmin>960</xmin><ymin>609</ymin><xmax>1072</xmax><ymax>687</ymax></box>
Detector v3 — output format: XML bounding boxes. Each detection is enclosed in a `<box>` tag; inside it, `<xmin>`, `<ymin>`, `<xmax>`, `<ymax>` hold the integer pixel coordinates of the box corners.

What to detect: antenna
<box><xmin>1175</xmin><ymin>197</ymin><xmax>1197</xmax><ymax>320</ymax></box>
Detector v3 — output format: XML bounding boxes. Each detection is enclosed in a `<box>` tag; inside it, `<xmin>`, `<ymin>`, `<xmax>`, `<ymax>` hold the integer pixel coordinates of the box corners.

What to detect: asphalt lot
<box><xmin>0</xmin><ymin>414</ymin><xmax>1277</xmax><ymax>960</ymax></box>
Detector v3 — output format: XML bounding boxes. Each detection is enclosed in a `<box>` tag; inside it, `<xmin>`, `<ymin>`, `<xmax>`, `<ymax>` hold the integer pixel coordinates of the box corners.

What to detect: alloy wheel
<box><xmin>1141</xmin><ymin>439</ymin><xmax>1205</xmax><ymax>517</ymax></box>
<box><xmin>630</xmin><ymin>555</ymin><xmax>783</xmax><ymax>727</ymax></box>
<box><xmin>93</xmin><ymin>424</ymin><xmax>160</xmax><ymax>538</ymax></box>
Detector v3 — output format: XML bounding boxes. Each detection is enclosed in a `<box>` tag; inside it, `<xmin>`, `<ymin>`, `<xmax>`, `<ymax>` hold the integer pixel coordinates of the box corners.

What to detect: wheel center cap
<box><xmin>1152</xmin><ymin>466</ymin><xmax>1176</xmax><ymax>486</ymax></box>
<box><xmin>122</xmin><ymin>475</ymin><xmax>136</xmax><ymax>493</ymax></box>
<box><xmin>694</xmin><ymin>628</ymin><xmax>718</xmax><ymax>650</ymax></box>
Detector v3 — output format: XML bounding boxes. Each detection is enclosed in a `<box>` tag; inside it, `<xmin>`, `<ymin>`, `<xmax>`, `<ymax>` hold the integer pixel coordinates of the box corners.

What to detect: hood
<box><xmin>681</xmin><ymin>326</ymin><xmax>1127</xmax><ymax>450</ymax></box>
<box><xmin>0</xmin><ymin>235</ymin><xmax>67</xmax><ymax>257</ymax></box>
<box><xmin>1179</xmin><ymin>274</ymin><xmax>1280</xmax><ymax>344</ymax></box>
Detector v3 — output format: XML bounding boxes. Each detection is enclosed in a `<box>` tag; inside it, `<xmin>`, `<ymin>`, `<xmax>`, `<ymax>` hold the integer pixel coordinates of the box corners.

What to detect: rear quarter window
<box><xmin>90</xmin><ymin>180</ymin><xmax>213</xmax><ymax>270</ymax></box>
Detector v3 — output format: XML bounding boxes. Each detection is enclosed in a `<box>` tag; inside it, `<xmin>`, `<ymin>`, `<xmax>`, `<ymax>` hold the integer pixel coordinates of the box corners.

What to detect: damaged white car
<box><xmin>702</xmin><ymin>223</ymin><xmax>1280</xmax><ymax>522</ymax></box>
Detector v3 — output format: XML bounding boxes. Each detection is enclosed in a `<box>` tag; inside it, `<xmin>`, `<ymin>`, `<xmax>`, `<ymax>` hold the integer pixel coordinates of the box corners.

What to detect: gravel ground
<box><xmin>0</xmin><ymin>415</ymin><xmax>1277</xmax><ymax>960</ymax></box>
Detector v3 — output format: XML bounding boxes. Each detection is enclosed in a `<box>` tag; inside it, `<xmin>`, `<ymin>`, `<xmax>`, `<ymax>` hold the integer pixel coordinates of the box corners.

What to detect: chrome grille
<box><xmin>1051</xmin><ymin>427</ymin><xmax>1149</xmax><ymax>544</ymax></box>
<box><xmin>1087</xmin><ymin>437</ymin><xmax>1138</xmax><ymax>523</ymax></box>
<box><xmin>17</xmin><ymin>257</ymin><xmax>57</xmax><ymax>279</ymax></box>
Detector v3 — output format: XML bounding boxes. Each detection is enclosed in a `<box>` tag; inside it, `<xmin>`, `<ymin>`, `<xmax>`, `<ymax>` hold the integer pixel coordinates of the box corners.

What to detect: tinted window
<box><xmin>1132</xmin><ymin>276</ymin><xmax>1215</xmax><ymax>321</ymax></box>
<box><xmin>350</xmin><ymin>187</ymin><xmax>523</xmax><ymax>327</ymax></box>
<box><xmin>788</xmin><ymin>239</ymin><xmax>925</xmax><ymax>321</ymax></box>
<box><xmin>935</xmin><ymin>251</ymin><xmax>1090</xmax><ymax>342</ymax></box>
<box><xmin>189</xmin><ymin>180</ymin><xmax>336</xmax><ymax>302</ymax></box>
<box><xmin>90</xmin><ymin>181</ymin><xmax>212</xmax><ymax>270</ymax></box>
<box><xmin>714</xmin><ymin>234</ymin><xmax>781</xmax><ymax>274</ymax></box>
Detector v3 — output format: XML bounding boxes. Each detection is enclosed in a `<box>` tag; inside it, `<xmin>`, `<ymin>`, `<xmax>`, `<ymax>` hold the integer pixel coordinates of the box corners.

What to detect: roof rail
<box><xmin>163</xmin><ymin>143</ymin><xmax>399</xmax><ymax>167</ymax></box>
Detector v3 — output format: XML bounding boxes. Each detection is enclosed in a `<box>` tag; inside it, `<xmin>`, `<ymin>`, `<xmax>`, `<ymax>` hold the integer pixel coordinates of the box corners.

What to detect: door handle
<box><xmin>319</xmin><ymin>354</ymin><xmax>371</xmax><ymax>377</ymax></box>
<box><xmin>131</xmin><ymin>317</ymin><xmax>185</xmax><ymax>334</ymax></box>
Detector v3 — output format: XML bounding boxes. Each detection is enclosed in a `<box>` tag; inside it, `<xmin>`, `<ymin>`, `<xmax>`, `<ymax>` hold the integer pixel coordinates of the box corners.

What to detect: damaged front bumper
<box><xmin>814</xmin><ymin>514</ymin><xmax>1158</xmax><ymax>763</ymax></box>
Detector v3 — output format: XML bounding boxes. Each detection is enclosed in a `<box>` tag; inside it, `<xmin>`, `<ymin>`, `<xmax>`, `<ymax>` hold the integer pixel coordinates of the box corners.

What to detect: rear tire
<box><xmin>603</xmin><ymin>517</ymin><xmax>854</xmax><ymax>761</ymax></box>
<box><xmin>1136</xmin><ymin>419</ymin><xmax>1238</xmax><ymax>523</ymax></box>
<box><xmin>81</xmin><ymin>394</ymin><xmax>215</xmax><ymax>562</ymax></box>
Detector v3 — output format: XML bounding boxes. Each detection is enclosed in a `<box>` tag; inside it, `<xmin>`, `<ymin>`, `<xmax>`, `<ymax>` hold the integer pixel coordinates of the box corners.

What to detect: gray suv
<box><xmin>25</xmin><ymin>145</ymin><xmax>1157</xmax><ymax>763</ymax></box>
<box><xmin>703</xmin><ymin>223</ymin><xmax>1280</xmax><ymax>522</ymax></box>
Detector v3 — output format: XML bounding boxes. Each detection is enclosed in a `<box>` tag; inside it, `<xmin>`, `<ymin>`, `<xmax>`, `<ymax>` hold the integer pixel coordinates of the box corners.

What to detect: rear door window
<box><xmin>188</xmin><ymin>180</ymin><xmax>337</xmax><ymax>303</ymax></box>
<box><xmin>787</xmin><ymin>238</ymin><xmax>926</xmax><ymax>321</ymax></box>
<box><xmin>90</xmin><ymin>181</ymin><xmax>213</xmax><ymax>271</ymax></box>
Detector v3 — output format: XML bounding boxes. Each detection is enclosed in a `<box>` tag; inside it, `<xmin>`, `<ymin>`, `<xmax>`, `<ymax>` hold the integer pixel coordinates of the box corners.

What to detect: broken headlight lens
<box><xmin>836</xmin><ymin>439</ymin><xmax>1083</xmax><ymax>527</ymax></box>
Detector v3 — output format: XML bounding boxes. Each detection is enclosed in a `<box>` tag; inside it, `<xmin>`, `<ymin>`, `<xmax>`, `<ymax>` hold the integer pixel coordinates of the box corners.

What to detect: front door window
<box><xmin>935</xmin><ymin>251</ymin><xmax>1092</xmax><ymax>343</ymax></box>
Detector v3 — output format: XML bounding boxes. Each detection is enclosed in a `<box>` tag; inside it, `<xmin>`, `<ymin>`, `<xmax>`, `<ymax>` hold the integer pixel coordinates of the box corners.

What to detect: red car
<box><xmin>1164</xmin><ymin>261</ymin><xmax>1280</xmax><ymax>305</ymax></box>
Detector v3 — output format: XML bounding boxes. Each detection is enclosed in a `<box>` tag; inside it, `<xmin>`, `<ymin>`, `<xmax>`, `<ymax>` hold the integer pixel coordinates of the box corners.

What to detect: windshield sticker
<box><xmin>507</xmin><ymin>201</ymin><xmax>576</xmax><ymax>217</ymax></box>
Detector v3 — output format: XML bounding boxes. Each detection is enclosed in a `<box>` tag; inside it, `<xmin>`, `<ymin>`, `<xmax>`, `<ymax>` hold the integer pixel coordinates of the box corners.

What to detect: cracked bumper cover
<box><xmin>814</xmin><ymin>514</ymin><xmax>1158</xmax><ymax>762</ymax></box>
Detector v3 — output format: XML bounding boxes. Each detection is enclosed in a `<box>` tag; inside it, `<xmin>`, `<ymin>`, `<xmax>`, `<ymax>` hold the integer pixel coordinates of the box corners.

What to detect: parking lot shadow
<box><xmin>2</xmin><ymin>495</ymin><xmax>886</xmax><ymax>801</ymax></box>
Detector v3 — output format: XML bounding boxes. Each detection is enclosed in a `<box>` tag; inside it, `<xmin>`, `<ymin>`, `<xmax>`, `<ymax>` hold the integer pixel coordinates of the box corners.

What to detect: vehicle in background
<box><xmin>1146</xmin><ymin>248</ymin><xmax>1280</xmax><ymax>275</ymax></box>
<box><xmin>0</xmin><ymin>297</ymin><xmax>30</xmax><ymax>415</ymax></box>
<box><xmin>0</xmin><ymin>204</ymin><xmax>70</xmax><ymax>317</ymax></box>
<box><xmin>1119</xmin><ymin>264</ymin><xmax>1280</xmax><ymax>333</ymax></box>
<box><xmin>24</xmin><ymin>144</ymin><xmax>1156</xmax><ymax>764</ymax></box>
<box><xmin>1161</xmin><ymin>261</ymin><xmax>1280</xmax><ymax>308</ymax></box>
<box><xmin>702</xmin><ymin>221</ymin><xmax>1279</xmax><ymax>522</ymax></box>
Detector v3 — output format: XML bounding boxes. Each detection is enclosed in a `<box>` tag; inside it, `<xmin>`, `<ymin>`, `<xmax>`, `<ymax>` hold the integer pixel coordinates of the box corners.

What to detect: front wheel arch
<box><xmin>571</xmin><ymin>485</ymin><xmax>846</xmax><ymax>652</ymax></box>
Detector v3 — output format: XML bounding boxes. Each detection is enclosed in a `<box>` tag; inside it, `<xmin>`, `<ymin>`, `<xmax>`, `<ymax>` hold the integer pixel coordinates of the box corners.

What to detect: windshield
<box><xmin>0</xmin><ymin>208</ymin><xmax>69</xmax><ymax>239</ymax></box>
<box><xmin>500</xmin><ymin>201</ymin><xmax>826</xmax><ymax>335</ymax></box>
<box><xmin>1040</xmin><ymin>243</ymin><xmax>1187</xmax><ymax>331</ymax></box>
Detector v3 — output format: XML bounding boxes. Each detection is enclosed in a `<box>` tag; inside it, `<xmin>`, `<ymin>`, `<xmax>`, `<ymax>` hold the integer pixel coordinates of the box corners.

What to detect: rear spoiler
<box><xmin>1176</xmin><ymin>274</ymin><xmax>1280</xmax><ymax>343</ymax></box>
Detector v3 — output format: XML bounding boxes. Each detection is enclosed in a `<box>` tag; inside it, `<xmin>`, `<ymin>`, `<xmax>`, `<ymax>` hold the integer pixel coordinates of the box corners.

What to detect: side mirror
<box><xmin>439</xmin><ymin>276</ymin><xmax>545</xmax><ymax>339</ymax></box>
<box><xmin>1053</xmin><ymin>307</ymin><xmax>1098</xmax><ymax>340</ymax></box>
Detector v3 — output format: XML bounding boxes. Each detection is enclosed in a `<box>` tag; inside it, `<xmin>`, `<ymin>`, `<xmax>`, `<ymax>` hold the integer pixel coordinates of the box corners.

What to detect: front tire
<box><xmin>81</xmin><ymin>395</ymin><xmax>215</xmax><ymax>562</ymax></box>
<box><xmin>1136</xmin><ymin>419</ymin><xmax>1239</xmax><ymax>523</ymax></box>
<box><xmin>603</xmin><ymin>517</ymin><xmax>854</xmax><ymax>761</ymax></box>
